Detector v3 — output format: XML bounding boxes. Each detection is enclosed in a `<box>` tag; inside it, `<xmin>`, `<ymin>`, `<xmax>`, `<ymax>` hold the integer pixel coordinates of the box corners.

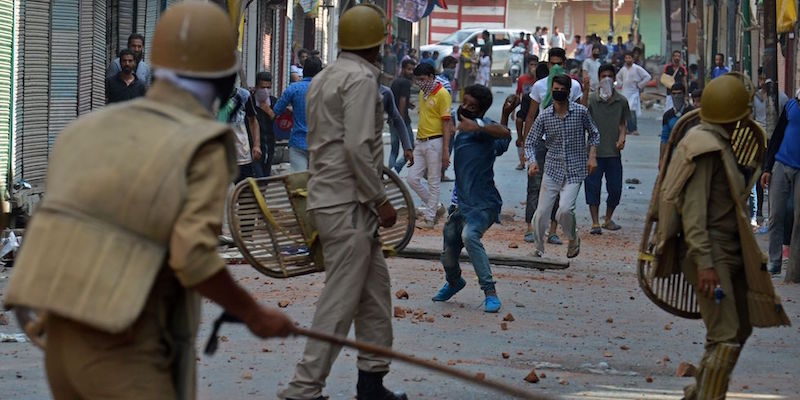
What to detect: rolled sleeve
<box><xmin>169</xmin><ymin>140</ymin><xmax>231</xmax><ymax>287</ymax></box>
<box><xmin>680</xmin><ymin>154</ymin><xmax>715</xmax><ymax>270</ymax></box>
<box><xmin>343</xmin><ymin>77</ymin><xmax>385</xmax><ymax>204</ymax></box>
<box><xmin>525</xmin><ymin>116</ymin><xmax>544</xmax><ymax>165</ymax></box>
<box><xmin>583</xmin><ymin>109</ymin><xmax>600</xmax><ymax>147</ymax></box>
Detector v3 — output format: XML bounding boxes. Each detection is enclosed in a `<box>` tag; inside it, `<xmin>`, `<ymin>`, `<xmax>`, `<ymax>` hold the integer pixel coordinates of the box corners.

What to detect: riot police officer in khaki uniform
<box><xmin>4</xmin><ymin>3</ymin><xmax>293</xmax><ymax>399</ymax></box>
<box><xmin>657</xmin><ymin>75</ymin><xmax>790</xmax><ymax>400</ymax></box>
<box><xmin>279</xmin><ymin>5</ymin><xmax>406</xmax><ymax>400</ymax></box>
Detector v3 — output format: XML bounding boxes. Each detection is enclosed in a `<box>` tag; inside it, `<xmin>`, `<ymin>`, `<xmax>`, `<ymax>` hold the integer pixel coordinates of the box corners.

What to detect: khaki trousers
<box><xmin>45</xmin><ymin>313</ymin><xmax>176</xmax><ymax>400</ymax></box>
<box><xmin>280</xmin><ymin>202</ymin><xmax>394</xmax><ymax>400</ymax></box>
<box><xmin>682</xmin><ymin>238</ymin><xmax>751</xmax><ymax>399</ymax></box>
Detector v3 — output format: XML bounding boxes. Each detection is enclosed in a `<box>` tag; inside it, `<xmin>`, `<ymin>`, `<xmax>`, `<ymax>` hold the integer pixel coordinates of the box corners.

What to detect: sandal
<box><xmin>524</xmin><ymin>231</ymin><xmax>535</xmax><ymax>243</ymax></box>
<box><xmin>547</xmin><ymin>234</ymin><xmax>563</xmax><ymax>245</ymax></box>
<box><xmin>590</xmin><ymin>225</ymin><xmax>602</xmax><ymax>235</ymax></box>
<box><xmin>602</xmin><ymin>221</ymin><xmax>621</xmax><ymax>231</ymax></box>
<box><xmin>567</xmin><ymin>238</ymin><xmax>581</xmax><ymax>259</ymax></box>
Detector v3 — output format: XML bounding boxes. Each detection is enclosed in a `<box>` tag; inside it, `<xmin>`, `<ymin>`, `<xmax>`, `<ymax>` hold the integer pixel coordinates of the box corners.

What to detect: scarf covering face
<box><xmin>599</xmin><ymin>77</ymin><xmax>614</xmax><ymax>101</ymax></box>
<box><xmin>542</xmin><ymin>65</ymin><xmax>566</xmax><ymax>108</ymax></box>
<box><xmin>419</xmin><ymin>79</ymin><xmax>438</xmax><ymax>97</ymax></box>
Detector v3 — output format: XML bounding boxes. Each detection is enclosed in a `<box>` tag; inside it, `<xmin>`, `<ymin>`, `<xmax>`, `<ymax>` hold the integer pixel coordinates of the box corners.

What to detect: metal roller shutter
<box><xmin>49</xmin><ymin>0</ymin><xmax>80</xmax><ymax>148</ymax></box>
<box><xmin>77</xmin><ymin>0</ymin><xmax>107</xmax><ymax>115</ymax></box>
<box><xmin>0</xmin><ymin>1</ymin><xmax>13</xmax><ymax>195</ymax></box>
<box><xmin>92</xmin><ymin>0</ymin><xmax>107</xmax><ymax>108</ymax></box>
<box><xmin>118</xmin><ymin>0</ymin><xmax>134</xmax><ymax>52</ymax></box>
<box><xmin>143</xmin><ymin>0</ymin><xmax>158</xmax><ymax>64</ymax></box>
<box><xmin>15</xmin><ymin>0</ymin><xmax>51</xmax><ymax>188</ymax></box>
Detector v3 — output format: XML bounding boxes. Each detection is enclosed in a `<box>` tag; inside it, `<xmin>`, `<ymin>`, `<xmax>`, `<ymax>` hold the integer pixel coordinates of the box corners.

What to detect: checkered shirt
<box><xmin>525</xmin><ymin>101</ymin><xmax>600</xmax><ymax>185</ymax></box>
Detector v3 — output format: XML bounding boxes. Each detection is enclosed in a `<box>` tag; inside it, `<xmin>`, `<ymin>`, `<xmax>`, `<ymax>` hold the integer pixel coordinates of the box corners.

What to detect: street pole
<box><xmin>610</xmin><ymin>0</ymin><xmax>615</xmax><ymax>37</ymax></box>
<box><xmin>697</xmin><ymin>0</ymin><xmax>706</xmax><ymax>88</ymax></box>
<box><xmin>764</xmin><ymin>0</ymin><xmax>779</xmax><ymax>135</ymax></box>
<box><xmin>742</xmin><ymin>0</ymin><xmax>752</xmax><ymax>77</ymax></box>
<box><xmin>727</xmin><ymin>0</ymin><xmax>737</xmax><ymax>69</ymax></box>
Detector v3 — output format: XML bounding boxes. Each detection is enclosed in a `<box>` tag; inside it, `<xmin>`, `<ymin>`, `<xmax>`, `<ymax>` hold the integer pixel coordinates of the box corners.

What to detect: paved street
<box><xmin>1</xmin><ymin>83</ymin><xmax>799</xmax><ymax>400</ymax></box>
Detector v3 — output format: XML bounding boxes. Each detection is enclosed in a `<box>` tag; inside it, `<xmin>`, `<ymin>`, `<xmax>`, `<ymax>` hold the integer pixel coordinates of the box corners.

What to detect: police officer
<box><xmin>4</xmin><ymin>3</ymin><xmax>293</xmax><ymax>399</ymax></box>
<box><xmin>657</xmin><ymin>75</ymin><xmax>790</xmax><ymax>400</ymax></box>
<box><xmin>279</xmin><ymin>5</ymin><xmax>406</xmax><ymax>400</ymax></box>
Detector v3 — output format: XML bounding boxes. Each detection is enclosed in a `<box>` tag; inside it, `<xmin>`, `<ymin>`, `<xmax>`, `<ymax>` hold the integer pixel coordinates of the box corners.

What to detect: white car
<box><xmin>421</xmin><ymin>28</ymin><xmax>533</xmax><ymax>75</ymax></box>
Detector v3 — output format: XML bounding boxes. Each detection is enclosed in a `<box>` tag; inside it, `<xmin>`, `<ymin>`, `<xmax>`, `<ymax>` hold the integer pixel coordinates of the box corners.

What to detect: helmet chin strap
<box><xmin>153</xmin><ymin>69</ymin><xmax>219</xmax><ymax>112</ymax></box>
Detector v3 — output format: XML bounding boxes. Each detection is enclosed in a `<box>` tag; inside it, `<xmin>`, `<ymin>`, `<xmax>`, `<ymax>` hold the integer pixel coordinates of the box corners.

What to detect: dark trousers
<box><xmin>252</xmin><ymin>135</ymin><xmax>276</xmax><ymax>178</ymax></box>
<box><xmin>236</xmin><ymin>164</ymin><xmax>254</xmax><ymax>184</ymax></box>
<box><xmin>584</xmin><ymin>156</ymin><xmax>623</xmax><ymax>207</ymax></box>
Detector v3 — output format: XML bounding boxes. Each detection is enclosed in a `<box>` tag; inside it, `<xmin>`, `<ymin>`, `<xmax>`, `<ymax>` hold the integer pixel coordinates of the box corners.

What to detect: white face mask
<box><xmin>599</xmin><ymin>77</ymin><xmax>613</xmax><ymax>101</ymax></box>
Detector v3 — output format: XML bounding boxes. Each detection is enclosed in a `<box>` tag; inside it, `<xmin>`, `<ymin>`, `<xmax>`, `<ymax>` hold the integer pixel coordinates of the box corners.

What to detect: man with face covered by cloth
<box><xmin>656</xmin><ymin>75</ymin><xmax>790</xmax><ymax>400</ymax></box>
<box><xmin>3</xmin><ymin>3</ymin><xmax>293</xmax><ymax>399</ymax></box>
<box><xmin>431</xmin><ymin>85</ymin><xmax>516</xmax><ymax>313</ymax></box>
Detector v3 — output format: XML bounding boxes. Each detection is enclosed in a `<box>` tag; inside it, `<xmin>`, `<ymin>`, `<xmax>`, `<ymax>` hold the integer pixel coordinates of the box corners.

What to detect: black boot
<box><xmin>356</xmin><ymin>370</ymin><xmax>408</xmax><ymax>400</ymax></box>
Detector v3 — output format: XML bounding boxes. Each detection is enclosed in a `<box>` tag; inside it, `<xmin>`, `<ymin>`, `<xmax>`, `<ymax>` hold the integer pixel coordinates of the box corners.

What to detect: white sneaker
<box><xmin>529</xmin><ymin>249</ymin><xmax>544</xmax><ymax>258</ymax></box>
<box><xmin>435</xmin><ymin>203</ymin><xmax>446</xmax><ymax>222</ymax></box>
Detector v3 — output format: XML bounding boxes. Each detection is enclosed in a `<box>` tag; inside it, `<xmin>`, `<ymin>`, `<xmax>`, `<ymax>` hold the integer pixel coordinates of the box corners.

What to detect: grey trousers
<box><xmin>279</xmin><ymin>203</ymin><xmax>393</xmax><ymax>399</ymax></box>
<box><xmin>532</xmin><ymin>174</ymin><xmax>581</xmax><ymax>252</ymax></box>
<box><xmin>769</xmin><ymin>161</ymin><xmax>800</xmax><ymax>282</ymax></box>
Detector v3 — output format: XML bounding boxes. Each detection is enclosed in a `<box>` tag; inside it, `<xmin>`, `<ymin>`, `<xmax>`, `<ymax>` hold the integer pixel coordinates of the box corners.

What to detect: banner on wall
<box><xmin>777</xmin><ymin>0</ymin><xmax>797</xmax><ymax>33</ymax></box>
<box><xmin>395</xmin><ymin>0</ymin><xmax>431</xmax><ymax>22</ymax></box>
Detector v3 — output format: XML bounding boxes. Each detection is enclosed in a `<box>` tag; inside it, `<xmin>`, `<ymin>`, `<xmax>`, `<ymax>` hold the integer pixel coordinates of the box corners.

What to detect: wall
<box><xmin>507</xmin><ymin>0</ymin><xmax>553</xmax><ymax>32</ymax></box>
<box><xmin>639</xmin><ymin>0</ymin><xmax>664</xmax><ymax>59</ymax></box>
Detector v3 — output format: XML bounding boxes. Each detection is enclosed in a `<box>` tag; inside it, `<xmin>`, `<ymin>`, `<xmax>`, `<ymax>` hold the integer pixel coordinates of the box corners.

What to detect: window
<box><xmin>492</xmin><ymin>31</ymin><xmax>510</xmax><ymax>46</ymax></box>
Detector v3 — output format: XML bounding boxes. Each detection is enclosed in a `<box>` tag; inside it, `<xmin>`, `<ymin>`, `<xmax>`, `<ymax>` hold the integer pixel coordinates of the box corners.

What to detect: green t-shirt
<box><xmin>587</xmin><ymin>91</ymin><xmax>631</xmax><ymax>158</ymax></box>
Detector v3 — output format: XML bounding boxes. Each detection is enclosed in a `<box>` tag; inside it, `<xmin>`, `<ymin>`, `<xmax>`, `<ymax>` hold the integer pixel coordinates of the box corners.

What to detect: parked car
<box><xmin>421</xmin><ymin>28</ymin><xmax>533</xmax><ymax>75</ymax></box>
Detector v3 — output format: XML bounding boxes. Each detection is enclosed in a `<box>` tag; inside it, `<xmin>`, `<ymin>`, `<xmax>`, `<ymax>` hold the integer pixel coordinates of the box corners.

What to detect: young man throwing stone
<box><xmin>432</xmin><ymin>85</ymin><xmax>516</xmax><ymax>313</ymax></box>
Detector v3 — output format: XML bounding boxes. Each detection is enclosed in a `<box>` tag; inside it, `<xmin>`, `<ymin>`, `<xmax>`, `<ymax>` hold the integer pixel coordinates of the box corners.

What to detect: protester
<box><xmin>660</xmin><ymin>82</ymin><xmax>693</xmax><ymax>166</ymax></box>
<box><xmin>540</xmin><ymin>28</ymin><xmax>550</xmax><ymax>60</ymax></box>
<box><xmin>605</xmin><ymin>35</ymin><xmax>615</xmax><ymax>63</ymax></box>
<box><xmin>390</xmin><ymin>59</ymin><xmax>417</xmax><ymax>172</ymax></box>
<box><xmin>573</xmin><ymin>35</ymin><xmax>584</xmax><ymax>63</ymax></box>
<box><xmin>523</xmin><ymin>62</ymin><xmax>562</xmax><ymax>245</ymax></box>
<box><xmin>458</xmin><ymin>43</ymin><xmax>478</xmax><ymax>101</ymax></box>
<box><xmin>663</xmin><ymin>50</ymin><xmax>688</xmax><ymax>110</ymax></box>
<box><xmin>762</xmin><ymin>89</ymin><xmax>800</xmax><ymax>281</ymax></box>
<box><xmin>584</xmin><ymin>64</ymin><xmax>630</xmax><ymax>234</ymax></box>
<box><xmin>433</xmin><ymin>85</ymin><xmax>515</xmax><ymax>313</ymax></box>
<box><xmin>382</xmin><ymin>84</ymin><xmax>413</xmax><ymax>174</ymax></box>
<box><xmin>624</xmin><ymin>33</ymin><xmax>635</xmax><ymax>52</ymax></box>
<box><xmin>582</xmin><ymin>45</ymin><xmax>602</xmax><ymax>93</ymax></box>
<box><xmin>382</xmin><ymin>45</ymin><xmax>399</xmax><ymax>77</ymax></box>
<box><xmin>407</xmin><ymin>62</ymin><xmax>454</xmax><ymax>229</ymax></box>
<box><xmin>441</xmin><ymin>56</ymin><xmax>458</xmax><ymax>90</ymax></box>
<box><xmin>105</xmin><ymin>48</ymin><xmax>146</xmax><ymax>104</ymax></box>
<box><xmin>106</xmin><ymin>33</ymin><xmax>151</xmax><ymax>86</ymax></box>
<box><xmin>481</xmin><ymin>30</ymin><xmax>494</xmax><ymax>64</ymax></box>
<box><xmin>710</xmin><ymin>53</ymin><xmax>729</xmax><ymax>79</ymax></box>
<box><xmin>290</xmin><ymin>48</ymin><xmax>310</xmax><ymax>82</ymax></box>
<box><xmin>420</xmin><ymin>51</ymin><xmax>435</xmax><ymax>66</ymax></box>
<box><xmin>616</xmin><ymin>51</ymin><xmax>651</xmax><ymax>135</ymax></box>
<box><xmin>273</xmin><ymin>56</ymin><xmax>323</xmax><ymax>171</ymax></box>
<box><xmin>526</xmin><ymin>74</ymin><xmax>599</xmax><ymax>258</ymax></box>
<box><xmin>219</xmin><ymin>85</ymin><xmax>261</xmax><ymax>183</ymax></box>
<box><xmin>550</xmin><ymin>26</ymin><xmax>567</xmax><ymax>49</ymax></box>
<box><xmin>476</xmin><ymin>49</ymin><xmax>491</xmax><ymax>86</ymax></box>
<box><xmin>514</xmin><ymin>58</ymin><xmax>538</xmax><ymax>171</ymax></box>
<box><xmin>250</xmin><ymin>71</ymin><xmax>278</xmax><ymax>177</ymax></box>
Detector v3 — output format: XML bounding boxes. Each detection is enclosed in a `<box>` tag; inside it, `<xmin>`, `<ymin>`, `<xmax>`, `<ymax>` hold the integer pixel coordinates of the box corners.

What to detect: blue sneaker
<box><xmin>431</xmin><ymin>278</ymin><xmax>466</xmax><ymax>302</ymax></box>
<box><xmin>484</xmin><ymin>295</ymin><xmax>502</xmax><ymax>313</ymax></box>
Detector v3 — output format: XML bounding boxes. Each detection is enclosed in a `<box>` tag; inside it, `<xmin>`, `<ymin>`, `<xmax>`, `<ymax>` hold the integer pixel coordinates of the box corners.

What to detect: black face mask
<box><xmin>457</xmin><ymin>105</ymin><xmax>482</xmax><ymax>121</ymax></box>
<box><xmin>552</xmin><ymin>90</ymin><xmax>569</xmax><ymax>103</ymax></box>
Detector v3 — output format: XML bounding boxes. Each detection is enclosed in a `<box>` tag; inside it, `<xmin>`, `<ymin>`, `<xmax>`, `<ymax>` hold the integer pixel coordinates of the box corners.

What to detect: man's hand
<box><xmin>457</xmin><ymin>117</ymin><xmax>480</xmax><ymax>132</ymax></box>
<box><xmin>582</xmin><ymin>75</ymin><xmax>591</xmax><ymax>92</ymax></box>
<box><xmin>252</xmin><ymin>146</ymin><xmax>263</xmax><ymax>161</ymax></box>
<box><xmin>697</xmin><ymin>268</ymin><xmax>720</xmax><ymax>300</ymax></box>
<box><xmin>378</xmin><ymin>200</ymin><xmax>397</xmax><ymax>228</ymax></box>
<box><xmin>442</xmin><ymin>153</ymin><xmax>451</xmax><ymax>170</ymax></box>
<box><xmin>502</xmin><ymin>95</ymin><xmax>519</xmax><ymax>115</ymax></box>
<box><xmin>760</xmin><ymin>172</ymin><xmax>771</xmax><ymax>188</ymax></box>
<box><xmin>403</xmin><ymin>149</ymin><xmax>414</xmax><ymax>167</ymax></box>
<box><xmin>587</xmin><ymin>156</ymin><xmax>598</xmax><ymax>175</ymax></box>
<box><xmin>243</xmin><ymin>305</ymin><xmax>294</xmax><ymax>338</ymax></box>
<box><xmin>515</xmin><ymin>137</ymin><xmax>524</xmax><ymax>148</ymax></box>
<box><xmin>616</xmin><ymin>139</ymin><xmax>626</xmax><ymax>151</ymax></box>
<box><xmin>527</xmin><ymin>162</ymin><xmax>539</xmax><ymax>177</ymax></box>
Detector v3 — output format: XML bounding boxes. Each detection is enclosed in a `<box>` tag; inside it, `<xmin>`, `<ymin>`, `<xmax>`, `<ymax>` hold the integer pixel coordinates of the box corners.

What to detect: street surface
<box><xmin>1</xmin><ymin>83</ymin><xmax>799</xmax><ymax>400</ymax></box>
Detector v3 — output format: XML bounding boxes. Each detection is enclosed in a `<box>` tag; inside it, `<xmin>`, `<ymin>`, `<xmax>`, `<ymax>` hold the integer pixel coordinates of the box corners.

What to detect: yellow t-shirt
<box><xmin>417</xmin><ymin>85</ymin><xmax>452</xmax><ymax>139</ymax></box>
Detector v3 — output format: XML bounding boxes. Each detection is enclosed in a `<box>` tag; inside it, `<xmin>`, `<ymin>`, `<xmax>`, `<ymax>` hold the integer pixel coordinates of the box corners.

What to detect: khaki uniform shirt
<box><xmin>305</xmin><ymin>52</ymin><xmax>386</xmax><ymax>210</ymax></box>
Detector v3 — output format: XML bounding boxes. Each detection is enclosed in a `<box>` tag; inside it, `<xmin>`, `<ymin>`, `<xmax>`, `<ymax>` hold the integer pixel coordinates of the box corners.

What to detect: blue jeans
<box><xmin>389</xmin><ymin>121</ymin><xmax>412</xmax><ymax>172</ymax></box>
<box><xmin>289</xmin><ymin>147</ymin><xmax>309</xmax><ymax>172</ymax></box>
<box><xmin>584</xmin><ymin>156</ymin><xmax>623</xmax><ymax>207</ymax></box>
<box><xmin>440</xmin><ymin>207</ymin><xmax>497</xmax><ymax>293</ymax></box>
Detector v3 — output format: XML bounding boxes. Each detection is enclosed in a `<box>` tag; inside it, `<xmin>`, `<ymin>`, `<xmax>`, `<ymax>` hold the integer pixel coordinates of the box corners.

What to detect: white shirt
<box><xmin>550</xmin><ymin>32</ymin><xmax>567</xmax><ymax>49</ymax></box>
<box><xmin>582</xmin><ymin>58</ymin><xmax>601</xmax><ymax>91</ymax></box>
<box><xmin>529</xmin><ymin>77</ymin><xmax>583</xmax><ymax>114</ymax></box>
<box><xmin>616</xmin><ymin>63</ymin><xmax>652</xmax><ymax>95</ymax></box>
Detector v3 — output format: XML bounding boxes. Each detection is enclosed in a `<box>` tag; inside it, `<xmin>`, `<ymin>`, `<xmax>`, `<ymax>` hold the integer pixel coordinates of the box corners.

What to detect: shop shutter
<box><xmin>118</xmin><ymin>0</ymin><xmax>135</xmax><ymax>52</ymax></box>
<box><xmin>143</xmin><ymin>0</ymin><xmax>159</xmax><ymax>64</ymax></box>
<box><xmin>49</xmin><ymin>0</ymin><xmax>80</xmax><ymax>148</ymax></box>
<box><xmin>14</xmin><ymin>0</ymin><xmax>52</xmax><ymax>188</ymax></box>
<box><xmin>76</xmin><ymin>0</ymin><xmax>107</xmax><ymax>115</ymax></box>
<box><xmin>0</xmin><ymin>1</ymin><xmax>14</xmax><ymax>195</ymax></box>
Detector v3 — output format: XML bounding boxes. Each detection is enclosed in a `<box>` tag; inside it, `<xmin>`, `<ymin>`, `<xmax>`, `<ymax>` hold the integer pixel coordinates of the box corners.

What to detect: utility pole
<box><xmin>696</xmin><ymin>0</ymin><xmax>705</xmax><ymax>88</ymax></box>
<box><xmin>742</xmin><ymin>0</ymin><xmax>752</xmax><ymax>78</ymax></box>
<box><xmin>610</xmin><ymin>0</ymin><xmax>615</xmax><ymax>37</ymax></box>
<box><xmin>727</xmin><ymin>0</ymin><xmax>737</xmax><ymax>69</ymax></box>
<box><xmin>764</xmin><ymin>0</ymin><xmax>779</xmax><ymax>136</ymax></box>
